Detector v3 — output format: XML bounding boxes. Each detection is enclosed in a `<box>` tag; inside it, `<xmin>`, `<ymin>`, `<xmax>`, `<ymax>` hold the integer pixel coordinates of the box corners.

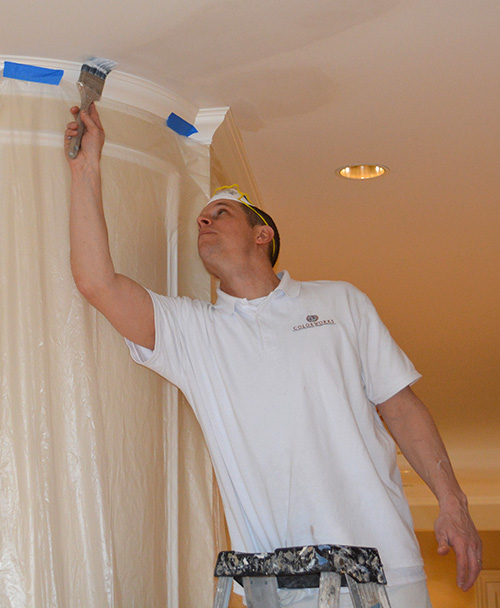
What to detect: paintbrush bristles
<box><xmin>80</xmin><ymin>57</ymin><xmax>117</xmax><ymax>80</ymax></box>
<box><xmin>76</xmin><ymin>57</ymin><xmax>117</xmax><ymax>100</ymax></box>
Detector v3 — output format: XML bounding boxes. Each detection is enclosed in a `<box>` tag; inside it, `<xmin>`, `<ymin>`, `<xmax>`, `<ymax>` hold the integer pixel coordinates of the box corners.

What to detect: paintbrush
<box><xmin>68</xmin><ymin>57</ymin><xmax>117</xmax><ymax>159</ymax></box>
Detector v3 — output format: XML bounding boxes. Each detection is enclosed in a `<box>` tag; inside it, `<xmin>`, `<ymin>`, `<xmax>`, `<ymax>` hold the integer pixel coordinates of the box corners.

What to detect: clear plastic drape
<box><xmin>0</xmin><ymin>74</ymin><xmax>225</xmax><ymax>607</ymax></box>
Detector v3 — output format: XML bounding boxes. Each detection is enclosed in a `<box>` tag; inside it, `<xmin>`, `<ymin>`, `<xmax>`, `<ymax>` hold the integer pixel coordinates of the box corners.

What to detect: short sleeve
<box><xmin>124</xmin><ymin>290</ymin><xmax>198</xmax><ymax>389</ymax></box>
<box><xmin>357</xmin><ymin>295</ymin><xmax>421</xmax><ymax>404</ymax></box>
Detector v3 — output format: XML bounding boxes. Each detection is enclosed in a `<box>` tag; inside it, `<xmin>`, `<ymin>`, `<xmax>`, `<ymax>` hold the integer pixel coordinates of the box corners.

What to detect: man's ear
<box><xmin>255</xmin><ymin>225</ymin><xmax>274</xmax><ymax>245</ymax></box>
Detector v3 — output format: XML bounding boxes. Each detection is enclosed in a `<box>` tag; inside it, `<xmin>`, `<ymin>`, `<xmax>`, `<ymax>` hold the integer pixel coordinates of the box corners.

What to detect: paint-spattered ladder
<box><xmin>213</xmin><ymin>544</ymin><xmax>392</xmax><ymax>608</ymax></box>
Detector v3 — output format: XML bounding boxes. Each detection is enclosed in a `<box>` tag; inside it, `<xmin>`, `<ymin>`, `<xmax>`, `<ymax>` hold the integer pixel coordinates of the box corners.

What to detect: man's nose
<box><xmin>197</xmin><ymin>215</ymin><xmax>211</xmax><ymax>229</ymax></box>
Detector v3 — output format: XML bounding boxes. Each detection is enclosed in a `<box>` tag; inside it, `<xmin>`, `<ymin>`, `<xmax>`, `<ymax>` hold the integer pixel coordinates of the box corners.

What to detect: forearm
<box><xmin>378</xmin><ymin>387</ymin><xmax>465</xmax><ymax>506</ymax></box>
<box><xmin>378</xmin><ymin>386</ymin><xmax>482</xmax><ymax>590</ymax></box>
<box><xmin>69</xmin><ymin>161</ymin><xmax>117</xmax><ymax>299</ymax></box>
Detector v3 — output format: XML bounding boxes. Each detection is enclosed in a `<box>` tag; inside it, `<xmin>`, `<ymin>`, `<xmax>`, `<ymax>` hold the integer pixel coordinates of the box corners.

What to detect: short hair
<box><xmin>239</xmin><ymin>202</ymin><xmax>280</xmax><ymax>267</ymax></box>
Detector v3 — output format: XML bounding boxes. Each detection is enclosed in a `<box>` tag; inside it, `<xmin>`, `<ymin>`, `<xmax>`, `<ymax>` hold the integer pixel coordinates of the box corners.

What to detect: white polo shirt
<box><xmin>126</xmin><ymin>271</ymin><xmax>425</xmax><ymax>587</ymax></box>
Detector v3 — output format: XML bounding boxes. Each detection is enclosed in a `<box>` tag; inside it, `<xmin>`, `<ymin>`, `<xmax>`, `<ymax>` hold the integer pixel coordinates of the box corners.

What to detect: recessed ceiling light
<box><xmin>336</xmin><ymin>164</ymin><xmax>389</xmax><ymax>180</ymax></box>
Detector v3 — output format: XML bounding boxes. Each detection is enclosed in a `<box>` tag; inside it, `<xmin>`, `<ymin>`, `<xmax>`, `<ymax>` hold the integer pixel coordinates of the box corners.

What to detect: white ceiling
<box><xmin>3</xmin><ymin>0</ymin><xmax>499</xmax><ymax>528</ymax></box>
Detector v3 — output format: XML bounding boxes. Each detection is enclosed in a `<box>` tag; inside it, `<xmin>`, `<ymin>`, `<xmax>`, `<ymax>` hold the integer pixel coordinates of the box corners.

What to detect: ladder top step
<box><xmin>214</xmin><ymin>544</ymin><xmax>387</xmax><ymax>585</ymax></box>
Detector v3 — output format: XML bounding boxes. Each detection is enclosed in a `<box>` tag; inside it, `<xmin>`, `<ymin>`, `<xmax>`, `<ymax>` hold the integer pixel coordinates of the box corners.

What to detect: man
<box><xmin>65</xmin><ymin>104</ymin><xmax>482</xmax><ymax>607</ymax></box>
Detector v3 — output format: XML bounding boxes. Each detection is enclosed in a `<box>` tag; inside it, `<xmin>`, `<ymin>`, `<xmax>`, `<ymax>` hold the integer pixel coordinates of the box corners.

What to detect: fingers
<box><xmin>65</xmin><ymin>121</ymin><xmax>78</xmax><ymax>136</ymax></box>
<box><xmin>64</xmin><ymin>103</ymin><xmax>105</xmax><ymax>161</ymax></box>
<box><xmin>64</xmin><ymin>120</ymin><xmax>79</xmax><ymax>152</ymax></box>
<box><xmin>434</xmin><ymin>507</ymin><xmax>482</xmax><ymax>592</ymax></box>
<box><xmin>88</xmin><ymin>103</ymin><xmax>104</xmax><ymax>130</ymax></box>
<box><xmin>455</xmin><ymin>545</ymin><xmax>482</xmax><ymax>591</ymax></box>
<box><xmin>458</xmin><ymin>540</ymin><xmax>482</xmax><ymax>592</ymax></box>
<box><xmin>437</xmin><ymin>531</ymin><xmax>477</xmax><ymax>591</ymax></box>
<box><xmin>434</xmin><ymin>520</ymin><xmax>452</xmax><ymax>554</ymax></box>
<box><xmin>66</xmin><ymin>107</ymin><xmax>80</xmax><ymax>134</ymax></box>
<box><xmin>79</xmin><ymin>107</ymin><xmax>97</xmax><ymax>130</ymax></box>
<box><xmin>66</xmin><ymin>104</ymin><xmax>102</xmax><ymax>132</ymax></box>
<box><xmin>454</xmin><ymin>540</ymin><xmax>470</xmax><ymax>590</ymax></box>
<box><xmin>436</xmin><ymin>541</ymin><xmax>450</xmax><ymax>556</ymax></box>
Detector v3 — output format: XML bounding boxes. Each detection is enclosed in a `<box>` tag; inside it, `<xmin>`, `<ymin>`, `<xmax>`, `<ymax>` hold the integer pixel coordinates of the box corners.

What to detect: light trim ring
<box><xmin>336</xmin><ymin>164</ymin><xmax>389</xmax><ymax>180</ymax></box>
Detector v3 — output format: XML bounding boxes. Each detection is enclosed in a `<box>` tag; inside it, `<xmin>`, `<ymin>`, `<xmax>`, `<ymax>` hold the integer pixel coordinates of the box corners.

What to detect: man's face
<box><xmin>196</xmin><ymin>199</ymin><xmax>256</xmax><ymax>274</ymax></box>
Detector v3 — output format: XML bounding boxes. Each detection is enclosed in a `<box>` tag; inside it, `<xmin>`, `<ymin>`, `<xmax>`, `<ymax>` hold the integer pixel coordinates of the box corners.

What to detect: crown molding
<box><xmin>192</xmin><ymin>107</ymin><xmax>229</xmax><ymax>145</ymax></box>
<box><xmin>1</xmin><ymin>56</ymin><xmax>228</xmax><ymax>143</ymax></box>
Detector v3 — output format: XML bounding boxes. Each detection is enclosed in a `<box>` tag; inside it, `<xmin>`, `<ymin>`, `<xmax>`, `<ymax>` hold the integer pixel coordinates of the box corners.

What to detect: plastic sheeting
<box><xmin>0</xmin><ymin>74</ymin><xmax>226</xmax><ymax>607</ymax></box>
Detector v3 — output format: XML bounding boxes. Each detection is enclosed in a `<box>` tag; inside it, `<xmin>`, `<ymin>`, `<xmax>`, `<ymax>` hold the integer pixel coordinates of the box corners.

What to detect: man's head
<box><xmin>203</xmin><ymin>185</ymin><xmax>280</xmax><ymax>267</ymax></box>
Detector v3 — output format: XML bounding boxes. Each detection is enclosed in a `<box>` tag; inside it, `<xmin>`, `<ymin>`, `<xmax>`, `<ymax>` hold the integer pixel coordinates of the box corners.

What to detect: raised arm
<box><xmin>377</xmin><ymin>386</ymin><xmax>482</xmax><ymax>592</ymax></box>
<box><xmin>64</xmin><ymin>104</ymin><xmax>155</xmax><ymax>349</ymax></box>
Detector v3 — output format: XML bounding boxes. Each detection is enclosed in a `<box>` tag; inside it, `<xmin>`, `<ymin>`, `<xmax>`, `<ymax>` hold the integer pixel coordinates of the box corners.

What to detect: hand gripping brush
<box><xmin>68</xmin><ymin>57</ymin><xmax>117</xmax><ymax>159</ymax></box>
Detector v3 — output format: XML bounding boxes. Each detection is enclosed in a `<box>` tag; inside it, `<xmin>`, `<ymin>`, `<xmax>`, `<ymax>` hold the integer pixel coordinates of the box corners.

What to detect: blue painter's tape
<box><xmin>166</xmin><ymin>113</ymin><xmax>198</xmax><ymax>137</ymax></box>
<box><xmin>3</xmin><ymin>61</ymin><xmax>64</xmax><ymax>85</ymax></box>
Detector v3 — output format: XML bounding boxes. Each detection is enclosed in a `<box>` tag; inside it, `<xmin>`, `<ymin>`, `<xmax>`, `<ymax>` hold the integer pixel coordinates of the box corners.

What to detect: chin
<box><xmin>198</xmin><ymin>250</ymin><xmax>216</xmax><ymax>273</ymax></box>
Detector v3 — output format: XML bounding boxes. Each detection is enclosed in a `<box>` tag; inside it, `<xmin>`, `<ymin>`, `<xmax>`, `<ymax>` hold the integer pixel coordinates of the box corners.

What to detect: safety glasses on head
<box><xmin>207</xmin><ymin>185</ymin><xmax>280</xmax><ymax>267</ymax></box>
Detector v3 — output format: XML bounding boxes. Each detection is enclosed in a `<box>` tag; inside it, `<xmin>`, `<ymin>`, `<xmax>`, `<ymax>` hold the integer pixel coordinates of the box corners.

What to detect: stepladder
<box><xmin>213</xmin><ymin>544</ymin><xmax>392</xmax><ymax>608</ymax></box>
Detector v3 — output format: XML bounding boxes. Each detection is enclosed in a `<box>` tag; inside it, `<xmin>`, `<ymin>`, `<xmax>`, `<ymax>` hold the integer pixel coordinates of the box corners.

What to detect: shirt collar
<box><xmin>214</xmin><ymin>270</ymin><xmax>301</xmax><ymax>314</ymax></box>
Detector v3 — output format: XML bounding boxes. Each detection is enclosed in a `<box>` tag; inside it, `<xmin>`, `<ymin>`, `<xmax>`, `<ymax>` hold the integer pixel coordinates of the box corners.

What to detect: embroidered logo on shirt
<box><xmin>293</xmin><ymin>315</ymin><xmax>336</xmax><ymax>332</ymax></box>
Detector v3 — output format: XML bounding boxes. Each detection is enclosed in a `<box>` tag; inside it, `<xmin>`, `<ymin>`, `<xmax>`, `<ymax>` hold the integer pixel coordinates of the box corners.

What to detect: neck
<box><xmin>217</xmin><ymin>264</ymin><xmax>280</xmax><ymax>299</ymax></box>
